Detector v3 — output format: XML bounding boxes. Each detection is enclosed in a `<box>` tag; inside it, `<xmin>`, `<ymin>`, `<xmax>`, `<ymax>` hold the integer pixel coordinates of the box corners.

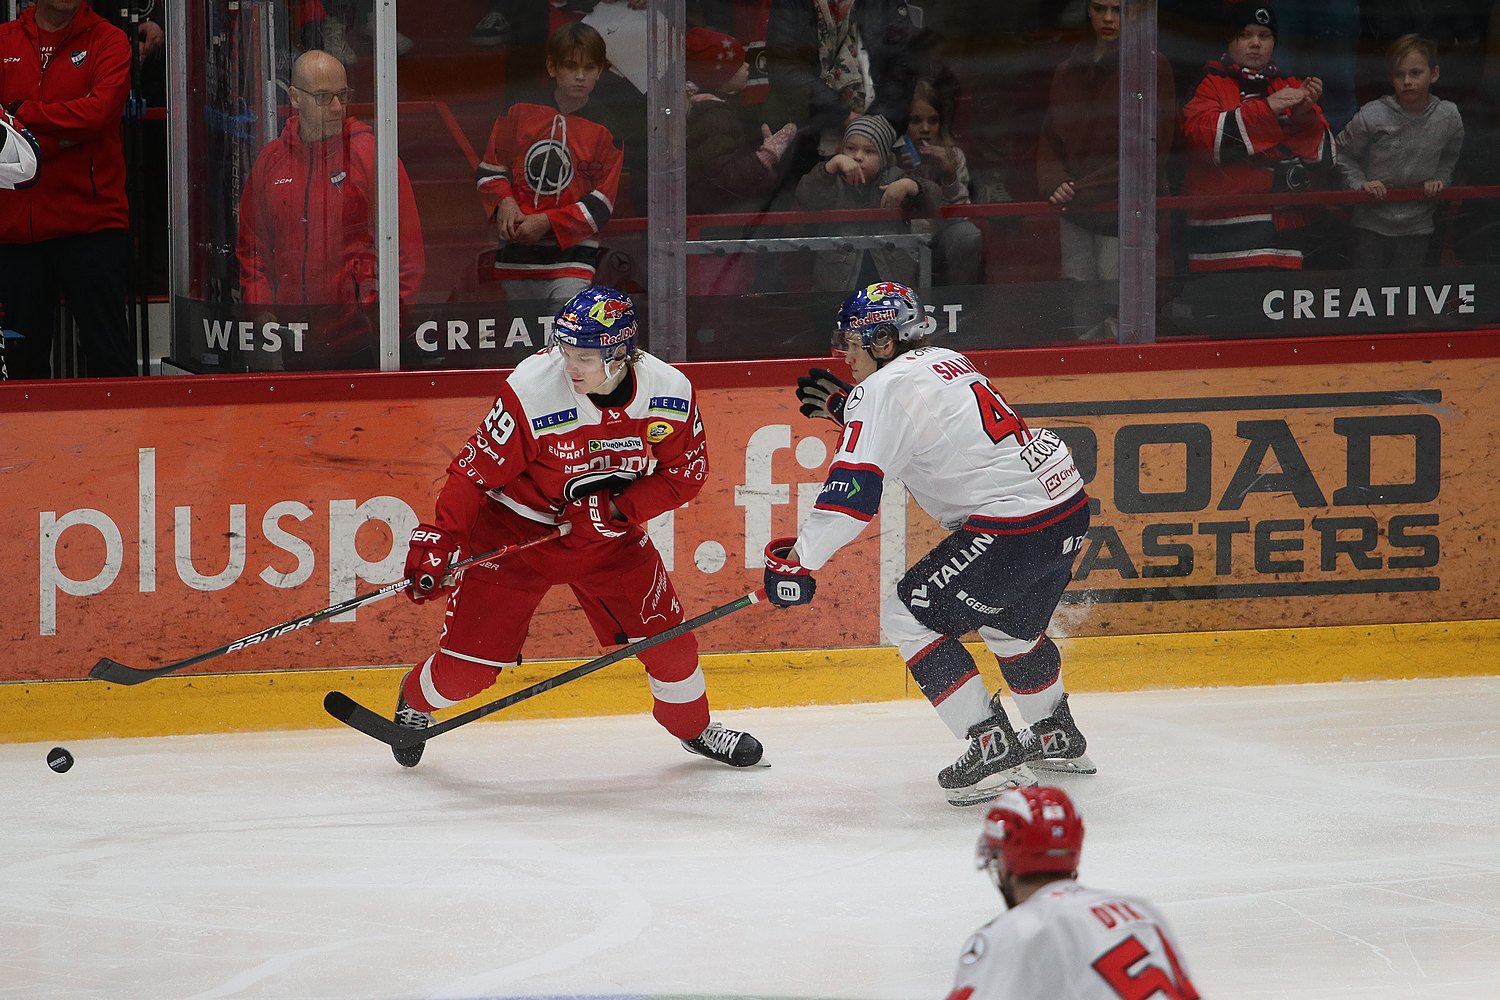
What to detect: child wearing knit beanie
<box><xmin>795</xmin><ymin>113</ymin><xmax>942</xmax><ymax>290</ymax></box>
<box><xmin>825</xmin><ymin>114</ymin><xmax>914</xmax><ymax>201</ymax></box>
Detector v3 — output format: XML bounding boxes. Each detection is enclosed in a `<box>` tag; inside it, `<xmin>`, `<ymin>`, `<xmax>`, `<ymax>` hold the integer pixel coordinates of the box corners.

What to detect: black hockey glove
<box><xmin>763</xmin><ymin>536</ymin><xmax>816</xmax><ymax>608</ymax></box>
<box><xmin>795</xmin><ymin>368</ymin><xmax>854</xmax><ymax>425</ymax></box>
<box><xmin>562</xmin><ymin>468</ymin><xmax>640</xmax><ymax>502</ymax></box>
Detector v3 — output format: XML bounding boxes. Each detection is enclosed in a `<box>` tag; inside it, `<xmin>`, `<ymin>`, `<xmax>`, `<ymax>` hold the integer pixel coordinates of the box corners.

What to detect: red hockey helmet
<box><xmin>975</xmin><ymin>786</ymin><xmax>1084</xmax><ymax>881</ymax></box>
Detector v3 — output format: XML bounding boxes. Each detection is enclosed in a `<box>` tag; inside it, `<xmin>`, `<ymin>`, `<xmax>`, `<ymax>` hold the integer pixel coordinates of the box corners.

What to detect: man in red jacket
<box><xmin>0</xmin><ymin>0</ymin><xmax>134</xmax><ymax>379</ymax></box>
<box><xmin>236</xmin><ymin>49</ymin><xmax>425</xmax><ymax>370</ymax></box>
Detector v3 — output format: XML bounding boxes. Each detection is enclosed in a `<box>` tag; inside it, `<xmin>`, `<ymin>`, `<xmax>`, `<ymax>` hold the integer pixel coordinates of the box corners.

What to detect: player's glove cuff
<box><xmin>562</xmin><ymin>492</ymin><xmax>631</xmax><ymax>541</ymax></box>
<box><xmin>763</xmin><ymin>536</ymin><xmax>816</xmax><ymax>608</ymax></box>
<box><xmin>404</xmin><ymin>523</ymin><xmax>467</xmax><ymax>604</ymax></box>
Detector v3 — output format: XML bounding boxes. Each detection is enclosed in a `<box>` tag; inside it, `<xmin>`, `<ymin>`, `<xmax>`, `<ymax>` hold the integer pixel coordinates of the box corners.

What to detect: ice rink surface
<box><xmin>4</xmin><ymin>675</ymin><xmax>1499</xmax><ymax>1000</ymax></box>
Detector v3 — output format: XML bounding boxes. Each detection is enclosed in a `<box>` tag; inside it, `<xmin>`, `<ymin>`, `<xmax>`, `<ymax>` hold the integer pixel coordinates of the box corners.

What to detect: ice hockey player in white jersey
<box><xmin>949</xmin><ymin>786</ymin><xmax>1201</xmax><ymax>1000</ymax></box>
<box><xmin>762</xmin><ymin>281</ymin><xmax>1093</xmax><ymax>805</ymax></box>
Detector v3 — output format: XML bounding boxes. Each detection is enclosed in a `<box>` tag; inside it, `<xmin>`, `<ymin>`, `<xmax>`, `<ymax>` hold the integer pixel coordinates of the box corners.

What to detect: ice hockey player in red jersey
<box><xmin>395</xmin><ymin>285</ymin><xmax>764</xmax><ymax>770</ymax></box>
<box><xmin>764</xmin><ymin>281</ymin><xmax>1092</xmax><ymax>805</ymax></box>
<box><xmin>948</xmin><ymin>786</ymin><xmax>1200</xmax><ymax>1000</ymax></box>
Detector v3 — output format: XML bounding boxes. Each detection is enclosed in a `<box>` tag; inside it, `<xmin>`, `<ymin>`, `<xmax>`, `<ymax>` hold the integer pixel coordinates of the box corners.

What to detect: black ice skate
<box><xmin>1017</xmin><ymin>694</ymin><xmax>1097</xmax><ymax>775</ymax></box>
<box><xmin>681</xmin><ymin>721</ymin><xmax>768</xmax><ymax>767</ymax></box>
<box><xmin>938</xmin><ymin>709</ymin><xmax>1038</xmax><ymax>807</ymax></box>
<box><xmin>391</xmin><ymin>671</ymin><xmax>434</xmax><ymax>768</ymax></box>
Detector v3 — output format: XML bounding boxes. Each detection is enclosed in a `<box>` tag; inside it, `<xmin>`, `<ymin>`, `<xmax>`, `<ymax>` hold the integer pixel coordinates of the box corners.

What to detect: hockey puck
<box><xmin>46</xmin><ymin>747</ymin><xmax>75</xmax><ymax>773</ymax></box>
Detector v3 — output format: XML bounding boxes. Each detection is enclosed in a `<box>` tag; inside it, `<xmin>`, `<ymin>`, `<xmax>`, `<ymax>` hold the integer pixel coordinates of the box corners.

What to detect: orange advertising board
<box><xmin>2</xmin><ymin>347</ymin><xmax>1497</xmax><ymax>685</ymax></box>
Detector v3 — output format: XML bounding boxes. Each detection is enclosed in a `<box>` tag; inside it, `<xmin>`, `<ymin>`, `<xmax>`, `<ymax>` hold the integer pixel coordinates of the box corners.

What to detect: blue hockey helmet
<box><xmin>833</xmin><ymin>281</ymin><xmax>938</xmax><ymax>353</ymax></box>
<box><xmin>551</xmin><ymin>286</ymin><xmax>639</xmax><ymax>364</ymax></box>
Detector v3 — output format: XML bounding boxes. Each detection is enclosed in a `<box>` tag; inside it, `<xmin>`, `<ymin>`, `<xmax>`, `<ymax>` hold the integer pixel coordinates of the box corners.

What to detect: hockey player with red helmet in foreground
<box><xmin>395</xmin><ymin>286</ymin><xmax>764</xmax><ymax>770</ymax></box>
<box><xmin>951</xmin><ymin>786</ymin><xmax>1200</xmax><ymax>999</ymax></box>
<box><xmin>764</xmin><ymin>281</ymin><xmax>1092</xmax><ymax>805</ymax></box>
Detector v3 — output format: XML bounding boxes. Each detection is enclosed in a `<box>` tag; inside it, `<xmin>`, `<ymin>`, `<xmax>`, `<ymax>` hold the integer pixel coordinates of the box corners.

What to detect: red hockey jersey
<box><xmin>436</xmin><ymin>349</ymin><xmax>708</xmax><ymax>543</ymax></box>
<box><xmin>475</xmin><ymin>102</ymin><xmax>624</xmax><ymax>284</ymax></box>
<box><xmin>1179</xmin><ymin>60</ymin><xmax>1334</xmax><ymax>271</ymax></box>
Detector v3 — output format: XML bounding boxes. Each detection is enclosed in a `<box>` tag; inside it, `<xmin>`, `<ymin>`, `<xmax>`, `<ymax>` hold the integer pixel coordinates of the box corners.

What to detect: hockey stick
<box><xmin>322</xmin><ymin>589</ymin><xmax>768</xmax><ymax>748</ymax></box>
<box><xmin>89</xmin><ymin>527</ymin><xmax>567</xmax><ymax>686</ymax></box>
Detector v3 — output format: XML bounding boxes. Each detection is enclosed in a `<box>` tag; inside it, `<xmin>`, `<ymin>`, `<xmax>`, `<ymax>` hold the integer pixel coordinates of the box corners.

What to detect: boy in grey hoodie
<box><xmin>1336</xmin><ymin>34</ymin><xmax>1464</xmax><ymax>269</ymax></box>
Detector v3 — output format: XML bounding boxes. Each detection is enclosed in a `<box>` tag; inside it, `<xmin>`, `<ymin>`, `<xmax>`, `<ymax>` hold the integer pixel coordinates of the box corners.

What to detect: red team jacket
<box><xmin>475</xmin><ymin>101</ymin><xmax>623</xmax><ymax>284</ymax></box>
<box><xmin>0</xmin><ymin>3</ymin><xmax>130</xmax><ymax>242</ymax></box>
<box><xmin>435</xmin><ymin>349</ymin><xmax>709</xmax><ymax>544</ymax></box>
<box><xmin>1178</xmin><ymin>60</ymin><xmax>1334</xmax><ymax>271</ymax></box>
<box><xmin>236</xmin><ymin>116</ymin><xmax>426</xmax><ymax>308</ymax></box>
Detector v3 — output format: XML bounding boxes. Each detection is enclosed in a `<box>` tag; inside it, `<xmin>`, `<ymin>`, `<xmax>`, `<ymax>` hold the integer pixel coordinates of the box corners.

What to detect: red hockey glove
<box><xmin>562</xmin><ymin>491</ymin><xmax>631</xmax><ymax>541</ymax></box>
<box><xmin>404</xmin><ymin>524</ymin><xmax>467</xmax><ymax>604</ymax></box>
<box><xmin>796</xmin><ymin>368</ymin><xmax>854</xmax><ymax>425</ymax></box>
<box><xmin>763</xmin><ymin>536</ymin><xmax>816</xmax><ymax>608</ymax></box>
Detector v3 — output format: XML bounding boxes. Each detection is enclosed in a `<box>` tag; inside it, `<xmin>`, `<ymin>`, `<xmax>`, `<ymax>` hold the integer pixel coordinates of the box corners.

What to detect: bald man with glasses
<box><xmin>235</xmin><ymin>49</ymin><xmax>425</xmax><ymax>370</ymax></box>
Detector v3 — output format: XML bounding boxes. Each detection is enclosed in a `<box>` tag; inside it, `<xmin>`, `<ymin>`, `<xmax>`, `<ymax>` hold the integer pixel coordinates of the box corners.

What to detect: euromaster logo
<box><xmin>589</xmin><ymin>436</ymin><xmax>643</xmax><ymax>453</ymax></box>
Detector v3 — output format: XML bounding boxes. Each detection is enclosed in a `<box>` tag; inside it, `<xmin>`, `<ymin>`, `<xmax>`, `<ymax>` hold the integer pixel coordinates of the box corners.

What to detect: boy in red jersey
<box><xmin>475</xmin><ymin>23</ymin><xmax>624</xmax><ymax>312</ymax></box>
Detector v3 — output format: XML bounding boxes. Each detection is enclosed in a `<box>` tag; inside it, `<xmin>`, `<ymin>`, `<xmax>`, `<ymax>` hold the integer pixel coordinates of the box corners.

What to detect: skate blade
<box><xmin>943</xmin><ymin>763</ymin><xmax>1038</xmax><ymax>807</ymax></box>
<box><xmin>681</xmin><ymin>744</ymin><xmax>772</xmax><ymax>768</ymax></box>
<box><xmin>1031</xmin><ymin>753</ymin><xmax>1097</xmax><ymax>775</ymax></box>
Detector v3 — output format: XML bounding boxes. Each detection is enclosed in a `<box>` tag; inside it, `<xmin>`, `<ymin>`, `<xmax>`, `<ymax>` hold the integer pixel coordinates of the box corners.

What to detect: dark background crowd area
<box><xmin>16</xmin><ymin>0</ymin><xmax>1500</xmax><ymax>355</ymax></box>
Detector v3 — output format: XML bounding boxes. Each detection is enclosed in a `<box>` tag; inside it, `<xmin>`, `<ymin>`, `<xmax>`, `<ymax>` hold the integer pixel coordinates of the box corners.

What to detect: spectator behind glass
<box><xmin>236</xmin><ymin>50</ymin><xmax>426</xmax><ymax>372</ymax></box>
<box><xmin>1178</xmin><ymin>3</ymin><xmax>1335</xmax><ymax>272</ymax></box>
<box><xmin>1038</xmin><ymin>0</ymin><xmax>1175</xmax><ymax>340</ymax></box>
<box><xmin>475</xmin><ymin>22</ymin><xmax>624</xmax><ymax>314</ymax></box>
<box><xmin>765</xmin><ymin>0</ymin><xmax>929</xmax><ymax>177</ymax></box>
<box><xmin>795</xmin><ymin>113</ymin><xmax>940</xmax><ymax>291</ymax></box>
<box><xmin>683</xmin><ymin>25</ymin><xmax>799</xmax><ymax>296</ymax></box>
<box><xmin>1337</xmin><ymin>34</ymin><xmax>1464</xmax><ymax>271</ymax></box>
<box><xmin>0</xmin><ymin>0</ymin><xmax>135</xmax><ymax>379</ymax></box>
<box><xmin>900</xmin><ymin>75</ymin><xmax>984</xmax><ymax>287</ymax></box>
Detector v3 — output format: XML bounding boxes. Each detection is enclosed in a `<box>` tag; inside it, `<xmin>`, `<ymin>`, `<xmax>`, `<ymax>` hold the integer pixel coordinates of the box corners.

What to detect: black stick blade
<box><xmin>89</xmin><ymin>658</ymin><xmax>159</xmax><ymax>685</ymax></box>
<box><xmin>323</xmin><ymin>691</ymin><xmax>423</xmax><ymax>749</ymax></box>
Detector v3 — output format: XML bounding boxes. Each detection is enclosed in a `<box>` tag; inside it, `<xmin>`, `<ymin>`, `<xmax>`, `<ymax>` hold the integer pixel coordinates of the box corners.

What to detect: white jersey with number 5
<box><xmin>947</xmin><ymin>881</ymin><xmax>1200</xmax><ymax>1000</ymax></box>
<box><xmin>794</xmin><ymin>346</ymin><xmax>1084</xmax><ymax>571</ymax></box>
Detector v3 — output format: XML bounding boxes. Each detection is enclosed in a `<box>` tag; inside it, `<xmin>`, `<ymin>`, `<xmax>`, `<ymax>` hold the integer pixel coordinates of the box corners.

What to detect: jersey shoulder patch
<box><xmin>628</xmin><ymin>353</ymin><xmax>695</xmax><ymax>422</ymax></box>
<box><xmin>508</xmin><ymin>351</ymin><xmax>582</xmax><ymax>434</ymax></box>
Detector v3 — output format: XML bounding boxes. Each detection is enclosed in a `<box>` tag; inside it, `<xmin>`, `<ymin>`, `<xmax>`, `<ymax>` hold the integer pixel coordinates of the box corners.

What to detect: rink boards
<box><xmin>4</xmin><ymin>334</ymin><xmax>1500</xmax><ymax>741</ymax></box>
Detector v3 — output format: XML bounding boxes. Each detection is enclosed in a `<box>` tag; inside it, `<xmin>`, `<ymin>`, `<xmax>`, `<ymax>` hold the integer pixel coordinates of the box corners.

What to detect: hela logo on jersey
<box><xmin>646</xmin><ymin>420</ymin><xmax>673</xmax><ymax>444</ymax></box>
<box><xmin>532</xmin><ymin>407</ymin><xmax>578</xmax><ymax>431</ymax></box>
<box><xmin>588</xmin><ymin>436</ymin><xmax>642</xmax><ymax>453</ymax></box>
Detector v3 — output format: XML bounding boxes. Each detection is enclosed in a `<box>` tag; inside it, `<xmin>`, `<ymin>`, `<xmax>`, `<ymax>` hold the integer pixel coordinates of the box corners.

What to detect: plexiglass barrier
<box><xmin>160</xmin><ymin>0</ymin><xmax>1500</xmax><ymax>373</ymax></box>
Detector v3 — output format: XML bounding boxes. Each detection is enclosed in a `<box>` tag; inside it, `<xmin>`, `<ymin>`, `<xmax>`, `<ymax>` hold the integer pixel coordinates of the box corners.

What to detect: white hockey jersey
<box><xmin>947</xmin><ymin>881</ymin><xmax>1200</xmax><ymax>1000</ymax></box>
<box><xmin>794</xmin><ymin>347</ymin><xmax>1084</xmax><ymax>571</ymax></box>
<box><xmin>0</xmin><ymin>109</ymin><xmax>39</xmax><ymax>190</ymax></box>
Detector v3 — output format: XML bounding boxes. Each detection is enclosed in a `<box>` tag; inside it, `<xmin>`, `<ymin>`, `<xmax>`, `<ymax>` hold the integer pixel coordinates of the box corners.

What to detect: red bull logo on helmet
<box><xmin>848</xmin><ymin>307</ymin><xmax>898</xmax><ymax>328</ymax></box>
<box><xmin>588</xmin><ymin>297</ymin><xmax>633</xmax><ymax>327</ymax></box>
<box><xmin>867</xmin><ymin>281</ymin><xmax>911</xmax><ymax>301</ymax></box>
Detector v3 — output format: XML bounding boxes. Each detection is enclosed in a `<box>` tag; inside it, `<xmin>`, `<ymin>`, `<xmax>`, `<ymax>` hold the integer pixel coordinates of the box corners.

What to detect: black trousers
<box><xmin>0</xmin><ymin>229</ymin><xmax>135</xmax><ymax>379</ymax></box>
